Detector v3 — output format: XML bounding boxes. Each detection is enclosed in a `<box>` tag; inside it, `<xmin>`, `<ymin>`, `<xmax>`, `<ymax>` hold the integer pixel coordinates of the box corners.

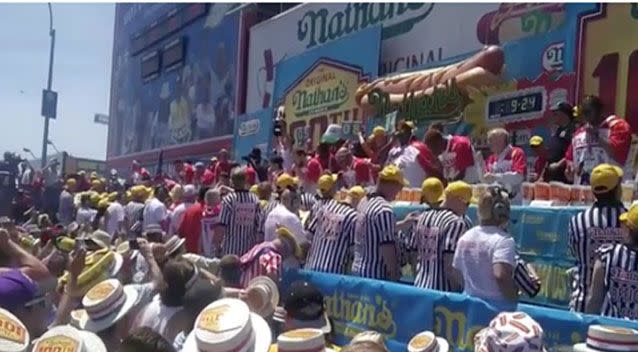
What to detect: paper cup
<box><xmin>522</xmin><ymin>182</ymin><xmax>534</xmax><ymax>205</ymax></box>
<box><xmin>534</xmin><ymin>182</ymin><xmax>551</xmax><ymax>201</ymax></box>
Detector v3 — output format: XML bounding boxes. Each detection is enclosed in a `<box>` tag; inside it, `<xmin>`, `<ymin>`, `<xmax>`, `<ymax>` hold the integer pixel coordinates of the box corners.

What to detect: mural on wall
<box><xmin>108</xmin><ymin>4</ymin><xmax>240</xmax><ymax>158</ymax></box>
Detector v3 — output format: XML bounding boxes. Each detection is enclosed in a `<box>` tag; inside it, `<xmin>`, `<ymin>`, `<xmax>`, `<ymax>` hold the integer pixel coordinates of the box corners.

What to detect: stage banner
<box><xmin>232</xmin><ymin>108</ymin><xmax>274</xmax><ymax>161</ymax></box>
<box><xmin>247</xmin><ymin>3</ymin><xmax>502</xmax><ymax>114</ymax></box>
<box><xmin>393</xmin><ymin>204</ymin><xmax>582</xmax><ymax>308</ymax></box>
<box><xmin>284</xmin><ymin>269</ymin><xmax>638</xmax><ymax>352</ymax></box>
<box><xmin>271</xmin><ymin>27</ymin><xmax>381</xmax><ymax>149</ymax></box>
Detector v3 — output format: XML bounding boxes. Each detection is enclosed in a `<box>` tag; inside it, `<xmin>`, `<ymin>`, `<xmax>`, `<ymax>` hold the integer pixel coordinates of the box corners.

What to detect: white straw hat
<box><xmin>244</xmin><ymin>276</ymin><xmax>279</xmax><ymax>318</ymax></box>
<box><xmin>31</xmin><ymin>325</ymin><xmax>106</xmax><ymax>352</ymax></box>
<box><xmin>0</xmin><ymin>308</ymin><xmax>29</xmax><ymax>352</ymax></box>
<box><xmin>275</xmin><ymin>328</ymin><xmax>335</xmax><ymax>352</ymax></box>
<box><xmin>408</xmin><ymin>331</ymin><xmax>449</xmax><ymax>352</ymax></box>
<box><xmin>164</xmin><ymin>235</ymin><xmax>186</xmax><ymax>256</ymax></box>
<box><xmin>573</xmin><ymin>325</ymin><xmax>638</xmax><ymax>351</ymax></box>
<box><xmin>71</xmin><ymin>279</ymin><xmax>139</xmax><ymax>333</ymax></box>
<box><xmin>182</xmin><ymin>298</ymin><xmax>271</xmax><ymax>352</ymax></box>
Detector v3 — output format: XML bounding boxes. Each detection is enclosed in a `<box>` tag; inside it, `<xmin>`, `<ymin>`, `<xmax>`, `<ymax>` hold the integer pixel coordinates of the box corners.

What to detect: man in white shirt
<box><xmin>106</xmin><ymin>192</ymin><xmax>126</xmax><ymax>238</ymax></box>
<box><xmin>143</xmin><ymin>186</ymin><xmax>168</xmax><ymax>230</ymax></box>
<box><xmin>453</xmin><ymin>186</ymin><xmax>518</xmax><ymax>304</ymax></box>
<box><xmin>169</xmin><ymin>184</ymin><xmax>196</xmax><ymax>235</ymax></box>
<box><xmin>264</xmin><ymin>188</ymin><xmax>305</xmax><ymax>245</ymax></box>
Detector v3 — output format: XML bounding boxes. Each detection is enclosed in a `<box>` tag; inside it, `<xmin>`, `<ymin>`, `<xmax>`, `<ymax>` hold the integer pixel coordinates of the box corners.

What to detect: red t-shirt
<box><xmin>245</xmin><ymin>165</ymin><xmax>257</xmax><ymax>186</ymax></box>
<box><xmin>486</xmin><ymin>146</ymin><xmax>527</xmax><ymax>175</ymax></box>
<box><xmin>440</xmin><ymin>135</ymin><xmax>474</xmax><ymax>181</ymax></box>
<box><xmin>214</xmin><ymin>161</ymin><xmax>232</xmax><ymax>181</ymax></box>
<box><xmin>533</xmin><ymin>156</ymin><xmax>547</xmax><ymax>180</ymax></box>
<box><xmin>178</xmin><ymin>202</ymin><xmax>204</xmax><ymax>254</ymax></box>
<box><xmin>565</xmin><ymin>115</ymin><xmax>631</xmax><ymax>165</ymax></box>
<box><xmin>353</xmin><ymin>157</ymin><xmax>373</xmax><ymax>186</ymax></box>
<box><xmin>200</xmin><ymin>169</ymin><xmax>215</xmax><ymax>186</ymax></box>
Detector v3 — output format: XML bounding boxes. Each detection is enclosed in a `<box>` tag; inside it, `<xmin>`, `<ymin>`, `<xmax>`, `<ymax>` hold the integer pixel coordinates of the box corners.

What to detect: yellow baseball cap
<box><xmin>107</xmin><ymin>192</ymin><xmax>118</xmax><ymax>202</ymax></box>
<box><xmin>65</xmin><ymin>178</ymin><xmax>77</xmax><ymax>188</ymax></box>
<box><xmin>97</xmin><ymin>199</ymin><xmax>110</xmax><ymax>210</ymax></box>
<box><xmin>276</xmin><ymin>173</ymin><xmax>297</xmax><ymax>189</ymax></box>
<box><xmin>318</xmin><ymin>174</ymin><xmax>338</xmax><ymax>195</ymax></box>
<box><xmin>444</xmin><ymin>181</ymin><xmax>474</xmax><ymax>203</ymax></box>
<box><xmin>348</xmin><ymin>186</ymin><xmax>366</xmax><ymax>200</ymax></box>
<box><xmin>372</xmin><ymin>126</ymin><xmax>386</xmax><ymax>137</ymax></box>
<box><xmin>250</xmin><ymin>184</ymin><xmax>259</xmax><ymax>195</ymax></box>
<box><xmin>379</xmin><ymin>165</ymin><xmax>409</xmax><ymax>186</ymax></box>
<box><xmin>620</xmin><ymin>205</ymin><xmax>638</xmax><ymax>231</ymax></box>
<box><xmin>590</xmin><ymin>163</ymin><xmax>623</xmax><ymax>194</ymax></box>
<box><xmin>276</xmin><ymin>226</ymin><xmax>302</xmax><ymax>258</ymax></box>
<box><xmin>421</xmin><ymin>177</ymin><xmax>444</xmax><ymax>204</ymax></box>
<box><xmin>529</xmin><ymin>135</ymin><xmax>544</xmax><ymax>147</ymax></box>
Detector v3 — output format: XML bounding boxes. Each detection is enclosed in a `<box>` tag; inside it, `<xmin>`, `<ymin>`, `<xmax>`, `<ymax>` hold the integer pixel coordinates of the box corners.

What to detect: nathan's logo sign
<box><xmin>297</xmin><ymin>3</ymin><xmax>435</xmax><ymax>50</ymax></box>
<box><xmin>367</xmin><ymin>79</ymin><xmax>470</xmax><ymax>123</ymax></box>
<box><xmin>282</xmin><ymin>60</ymin><xmax>369</xmax><ymax>147</ymax></box>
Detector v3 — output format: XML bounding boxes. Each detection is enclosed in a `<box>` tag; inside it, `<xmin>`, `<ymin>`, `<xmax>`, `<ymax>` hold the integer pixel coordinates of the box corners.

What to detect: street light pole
<box><xmin>41</xmin><ymin>3</ymin><xmax>55</xmax><ymax>169</ymax></box>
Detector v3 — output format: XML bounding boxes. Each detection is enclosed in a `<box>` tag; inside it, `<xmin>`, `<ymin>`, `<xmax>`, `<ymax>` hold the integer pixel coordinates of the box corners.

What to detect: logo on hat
<box><xmin>0</xmin><ymin>311</ymin><xmax>27</xmax><ymax>345</ymax></box>
<box><xmin>86</xmin><ymin>281</ymin><xmax>115</xmax><ymax>301</ymax></box>
<box><xmin>197</xmin><ymin>304</ymin><xmax>240</xmax><ymax>334</ymax></box>
<box><xmin>34</xmin><ymin>336</ymin><xmax>80</xmax><ymax>352</ymax></box>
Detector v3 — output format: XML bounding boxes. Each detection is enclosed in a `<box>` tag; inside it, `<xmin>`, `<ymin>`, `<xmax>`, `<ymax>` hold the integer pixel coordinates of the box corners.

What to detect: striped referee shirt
<box><xmin>352</xmin><ymin>194</ymin><xmax>396</xmax><ymax>280</ymax></box>
<box><xmin>304</xmin><ymin>197</ymin><xmax>332</xmax><ymax>233</ymax></box>
<box><xmin>568</xmin><ymin>201</ymin><xmax>627</xmax><ymax>312</ymax></box>
<box><xmin>601</xmin><ymin>243</ymin><xmax>638</xmax><ymax>319</ymax></box>
<box><xmin>514</xmin><ymin>254</ymin><xmax>541</xmax><ymax>297</ymax></box>
<box><xmin>407</xmin><ymin>208</ymin><xmax>471</xmax><ymax>291</ymax></box>
<box><xmin>305</xmin><ymin>199</ymin><xmax>357</xmax><ymax>274</ymax></box>
<box><xmin>220</xmin><ymin>190</ymin><xmax>264</xmax><ymax>256</ymax></box>
<box><xmin>300</xmin><ymin>192</ymin><xmax>317</xmax><ymax>212</ymax></box>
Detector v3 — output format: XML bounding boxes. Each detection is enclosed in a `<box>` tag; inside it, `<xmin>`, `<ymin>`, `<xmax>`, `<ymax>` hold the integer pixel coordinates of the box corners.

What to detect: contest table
<box><xmin>392</xmin><ymin>203</ymin><xmax>585</xmax><ymax>309</ymax></box>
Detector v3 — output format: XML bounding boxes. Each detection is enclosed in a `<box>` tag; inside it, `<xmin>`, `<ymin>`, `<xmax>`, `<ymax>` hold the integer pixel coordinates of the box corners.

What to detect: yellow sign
<box><xmin>282</xmin><ymin>60</ymin><xmax>368</xmax><ymax>147</ymax></box>
<box><xmin>34</xmin><ymin>336</ymin><xmax>80</xmax><ymax>352</ymax></box>
<box><xmin>0</xmin><ymin>312</ymin><xmax>26</xmax><ymax>344</ymax></box>
<box><xmin>578</xmin><ymin>4</ymin><xmax>638</xmax><ymax>129</ymax></box>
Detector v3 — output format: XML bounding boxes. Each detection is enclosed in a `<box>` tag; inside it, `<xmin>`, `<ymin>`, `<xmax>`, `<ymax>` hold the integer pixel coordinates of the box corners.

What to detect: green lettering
<box><xmin>343</xmin><ymin>3</ymin><xmax>355</xmax><ymax>34</ymax></box>
<box><xmin>353</xmin><ymin>3</ymin><xmax>369</xmax><ymax>29</ymax></box>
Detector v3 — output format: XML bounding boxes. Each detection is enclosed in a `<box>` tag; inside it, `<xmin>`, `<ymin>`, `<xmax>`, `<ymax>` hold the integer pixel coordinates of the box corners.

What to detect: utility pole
<box><xmin>41</xmin><ymin>3</ymin><xmax>55</xmax><ymax>168</ymax></box>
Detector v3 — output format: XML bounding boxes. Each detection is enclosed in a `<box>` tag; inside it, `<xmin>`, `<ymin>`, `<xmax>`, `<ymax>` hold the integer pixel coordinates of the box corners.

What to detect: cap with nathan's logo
<box><xmin>32</xmin><ymin>325</ymin><xmax>106</xmax><ymax>352</ymax></box>
<box><xmin>0</xmin><ymin>307</ymin><xmax>29</xmax><ymax>352</ymax></box>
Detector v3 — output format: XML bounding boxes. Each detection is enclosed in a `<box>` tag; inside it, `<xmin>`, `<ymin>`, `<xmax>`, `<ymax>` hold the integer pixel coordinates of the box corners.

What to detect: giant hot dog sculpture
<box><xmin>356</xmin><ymin>45</ymin><xmax>506</xmax><ymax>118</ymax></box>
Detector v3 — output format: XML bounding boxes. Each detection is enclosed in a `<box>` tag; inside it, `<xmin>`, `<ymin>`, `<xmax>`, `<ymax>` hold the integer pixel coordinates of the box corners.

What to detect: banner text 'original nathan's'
<box><xmin>281</xmin><ymin>60</ymin><xmax>370</xmax><ymax>147</ymax></box>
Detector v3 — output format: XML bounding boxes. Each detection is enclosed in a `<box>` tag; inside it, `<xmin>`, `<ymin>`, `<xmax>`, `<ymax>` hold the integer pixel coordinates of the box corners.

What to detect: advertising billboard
<box><xmin>246</xmin><ymin>3</ymin><xmax>501</xmax><ymax>114</ymax></box>
<box><xmin>272</xmin><ymin>27</ymin><xmax>382</xmax><ymax>148</ymax></box>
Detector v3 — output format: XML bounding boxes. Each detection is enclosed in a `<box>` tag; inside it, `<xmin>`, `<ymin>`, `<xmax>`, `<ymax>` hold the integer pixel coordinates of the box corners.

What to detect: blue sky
<box><xmin>0</xmin><ymin>3</ymin><xmax>114</xmax><ymax>161</ymax></box>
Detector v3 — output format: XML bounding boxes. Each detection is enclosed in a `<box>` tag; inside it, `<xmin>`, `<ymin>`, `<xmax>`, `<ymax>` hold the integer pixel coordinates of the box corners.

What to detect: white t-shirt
<box><xmin>452</xmin><ymin>225</ymin><xmax>516</xmax><ymax>301</ymax></box>
<box><xmin>264</xmin><ymin>204</ymin><xmax>306</xmax><ymax>244</ymax></box>
<box><xmin>388</xmin><ymin>145</ymin><xmax>427</xmax><ymax>188</ymax></box>
<box><xmin>76</xmin><ymin>207</ymin><xmax>97</xmax><ymax>227</ymax></box>
<box><xmin>143</xmin><ymin>197</ymin><xmax>167</xmax><ymax>230</ymax></box>
<box><xmin>106</xmin><ymin>202</ymin><xmax>125</xmax><ymax>237</ymax></box>
<box><xmin>169</xmin><ymin>201</ymin><xmax>193</xmax><ymax>235</ymax></box>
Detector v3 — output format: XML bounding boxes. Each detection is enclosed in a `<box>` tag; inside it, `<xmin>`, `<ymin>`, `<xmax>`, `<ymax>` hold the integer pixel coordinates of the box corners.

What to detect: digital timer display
<box><xmin>487</xmin><ymin>92</ymin><xmax>544</xmax><ymax>120</ymax></box>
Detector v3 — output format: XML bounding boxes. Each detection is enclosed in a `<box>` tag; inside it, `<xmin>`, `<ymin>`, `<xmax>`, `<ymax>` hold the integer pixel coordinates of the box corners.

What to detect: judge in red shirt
<box><xmin>178</xmin><ymin>186</ymin><xmax>208</xmax><ymax>254</ymax></box>
<box><xmin>334</xmin><ymin>147</ymin><xmax>374</xmax><ymax>188</ymax></box>
<box><xmin>214</xmin><ymin>149</ymin><xmax>232</xmax><ymax>183</ymax></box>
<box><xmin>529</xmin><ymin>136</ymin><xmax>548</xmax><ymax>182</ymax></box>
<box><xmin>306</xmin><ymin>143</ymin><xmax>338</xmax><ymax>185</ymax></box>
<box><xmin>424</xmin><ymin>127</ymin><xmax>478</xmax><ymax>183</ymax></box>
<box><xmin>565</xmin><ymin>95</ymin><xmax>632</xmax><ymax>185</ymax></box>
<box><xmin>484</xmin><ymin>127</ymin><xmax>527</xmax><ymax>204</ymax></box>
